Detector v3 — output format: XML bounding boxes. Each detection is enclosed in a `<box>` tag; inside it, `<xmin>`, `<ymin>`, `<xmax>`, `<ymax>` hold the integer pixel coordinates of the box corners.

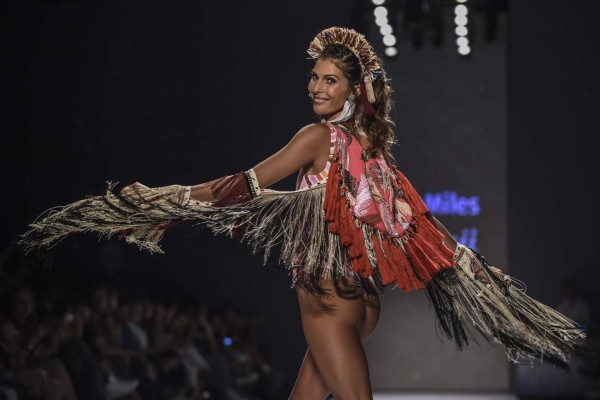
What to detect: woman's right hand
<box><xmin>120</xmin><ymin>182</ymin><xmax>150</xmax><ymax>197</ymax></box>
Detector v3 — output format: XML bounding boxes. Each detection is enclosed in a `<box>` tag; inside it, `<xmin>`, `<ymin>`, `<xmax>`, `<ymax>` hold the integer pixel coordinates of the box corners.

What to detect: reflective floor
<box><xmin>372</xmin><ymin>394</ymin><xmax>518</xmax><ymax>400</ymax></box>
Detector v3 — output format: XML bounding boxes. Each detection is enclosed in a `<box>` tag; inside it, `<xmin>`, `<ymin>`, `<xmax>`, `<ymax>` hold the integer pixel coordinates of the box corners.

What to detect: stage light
<box><xmin>385</xmin><ymin>47</ymin><xmax>398</xmax><ymax>57</ymax></box>
<box><xmin>383</xmin><ymin>34</ymin><xmax>397</xmax><ymax>46</ymax></box>
<box><xmin>455</xmin><ymin>26</ymin><xmax>468</xmax><ymax>36</ymax></box>
<box><xmin>454</xmin><ymin>15</ymin><xmax>467</xmax><ymax>26</ymax></box>
<box><xmin>454</xmin><ymin>0</ymin><xmax>470</xmax><ymax>56</ymax></box>
<box><xmin>375</xmin><ymin>16</ymin><xmax>388</xmax><ymax>26</ymax></box>
<box><xmin>372</xmin><ymin>1</ymin><xmax>397</xmax><ymax>59</ymax></box>
<box><xmin>380</xmin><ymin>24</ymin><xmax>393</xmax><ymax>36</ymax></box>
<box><xmin>374</xmin><ymin>6</ymin><xmax>388</xmax><ymax>18</ymax></box>
<box><xmin>455</xmin><ymin>5</ymin><xmax>468</xmax><ymax>16</ymax></box>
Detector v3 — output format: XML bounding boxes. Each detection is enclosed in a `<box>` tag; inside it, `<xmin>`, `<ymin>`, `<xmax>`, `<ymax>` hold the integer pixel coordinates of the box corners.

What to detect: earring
<box><xmin>308</xmin><ymin>92</ymin><xmax>314</xmax><ymax>100</ymax></box>
<box><xmin>324</xmin><ymin>94</ymin><xmax>356</xmax><ymax>123</ymax></box>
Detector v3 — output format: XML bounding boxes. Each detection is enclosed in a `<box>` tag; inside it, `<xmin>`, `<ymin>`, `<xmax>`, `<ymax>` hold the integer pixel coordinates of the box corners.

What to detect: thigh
<box><xmin>295</xmin><ymin>278</ymin><xmax>364</xmax><ymax>324</ymax></box>
<box><xmin>295</xmin><ymin>280</ymin><xmax>373</xmax><ymax>399</ymax></box>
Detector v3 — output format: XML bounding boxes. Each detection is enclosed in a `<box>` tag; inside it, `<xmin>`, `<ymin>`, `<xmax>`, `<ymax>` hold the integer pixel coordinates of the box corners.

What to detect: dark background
<box><xmin>2</xmin><ymin>0</ymin><xmax>599</xmax><ymax>396</ymax></box>
<box><xmin>509</xmin><ymin>0</ymin><xmax>600</xmax><ymax>316</ymax></box>
<box><xmin>509</xmin><ymin>3</ymin><xmax>600</xmax><ymax>395</ymax></box>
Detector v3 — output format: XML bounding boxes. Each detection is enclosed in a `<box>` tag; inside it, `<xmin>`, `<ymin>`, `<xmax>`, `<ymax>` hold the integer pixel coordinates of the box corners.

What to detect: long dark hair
<box><xmin>319</xmin><ymin>44</ymin><xmax>396</xmax><ymax>161</ymax></box>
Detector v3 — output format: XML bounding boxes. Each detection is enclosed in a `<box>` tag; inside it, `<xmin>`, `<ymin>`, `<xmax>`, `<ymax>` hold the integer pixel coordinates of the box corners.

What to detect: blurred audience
<box><xmin>0</xmin><ymin>276</ymin><xmax>285</xmax><ymax>400</ymax></box>
<box><xmin>557</xmin><ymin>279</ymin><xmax>592</xmax><ymax>330</ymax></box>
<box><xmin>557</xmin><ymin>279</ymin><xmax>600</xmax><ymax>400</ymax></box>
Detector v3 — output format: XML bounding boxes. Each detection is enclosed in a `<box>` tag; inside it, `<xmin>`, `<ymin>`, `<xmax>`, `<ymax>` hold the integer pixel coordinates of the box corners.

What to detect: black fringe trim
<box><xmin>425</xmin><ymin>268</ymin><xmax>469</xmax><ymax>349</ymax></box>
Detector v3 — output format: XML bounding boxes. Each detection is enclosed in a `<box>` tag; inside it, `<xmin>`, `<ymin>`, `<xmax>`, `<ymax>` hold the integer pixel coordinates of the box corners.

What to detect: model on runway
<box><xmin>20</xmin><ymin>27</ymin><xmax>586</xmax><ymax>400</ymax></box>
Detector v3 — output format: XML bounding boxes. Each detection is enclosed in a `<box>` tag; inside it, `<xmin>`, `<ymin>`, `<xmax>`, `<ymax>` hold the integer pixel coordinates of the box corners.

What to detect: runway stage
<box><xmin>372</xmin><ymin>393</ymin><xmax>517</xmax><ymax>400</ymax></box>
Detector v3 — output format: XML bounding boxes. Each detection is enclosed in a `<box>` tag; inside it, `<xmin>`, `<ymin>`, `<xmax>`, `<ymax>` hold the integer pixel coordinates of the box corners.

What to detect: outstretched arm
<box><xmin>189</xmin><ymin>123</ymin><xmax>332</xmax><ymax>201</ymax></box>
<box><xmin>430</xmin><ymin>215</ymin><xmax>458</xmax><ymax>253</ymax></box>
<box><xmin>431</xmin><ymin>215</ymin><xmax>510</xmax><ymax>285</ymax></box>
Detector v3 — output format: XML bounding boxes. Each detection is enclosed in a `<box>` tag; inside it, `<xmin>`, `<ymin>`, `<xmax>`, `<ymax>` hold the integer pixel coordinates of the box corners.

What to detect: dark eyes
<box><xmin>308</xmin><ymin>73</ymin><xmax>336</xmax><ymax>84</ymax></box>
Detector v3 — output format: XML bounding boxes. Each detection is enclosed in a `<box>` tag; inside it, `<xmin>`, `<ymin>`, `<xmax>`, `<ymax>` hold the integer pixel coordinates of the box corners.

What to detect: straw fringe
<box><xmin>18</xmin><ymin>182</ymin><xmax>351</xmax><ymax>279</ymax></box>
<box><xmin>426</xmin><ymin>245</ymin><xmax>586</xmax><ymax>368</ymax></box>
<box><xmin>194</xmin><ymin>184</ymin><xmax>352</xmax><ymax>278</ymax></box>
<box><xmin>307</xmin><ymin>27</ymin><xmax>381</xmax><ymax>82</ymax></box>
<box><xmin>20</xmin><ymin>182</ymin><xmax>198</xmax><ymax>254</ymax></box>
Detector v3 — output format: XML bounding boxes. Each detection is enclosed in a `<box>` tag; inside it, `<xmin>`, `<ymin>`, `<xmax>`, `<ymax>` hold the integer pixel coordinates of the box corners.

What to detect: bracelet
<box><xmin>244</xmin><ymin>169</ymin><xmax>262</xmax><ymax>198</ymax></box>
<box><xmin>453</xmin><ymin>243</ymin><xmax>481</xmax><ymax>280</ymax></box>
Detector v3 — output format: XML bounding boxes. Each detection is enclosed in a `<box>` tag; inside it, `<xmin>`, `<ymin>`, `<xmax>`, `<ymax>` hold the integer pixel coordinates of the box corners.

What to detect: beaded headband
<box><xmin>307</xmin><ymin>27</ymin><xmax>382</xmax><ymax>105</ymax></box>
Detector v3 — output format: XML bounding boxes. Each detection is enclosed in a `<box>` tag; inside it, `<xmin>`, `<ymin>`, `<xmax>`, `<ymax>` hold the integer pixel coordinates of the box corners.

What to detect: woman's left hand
<box><xmin>483</xmin><ymin>265</ymin><xmax>512</xmax><ymax>287</ymax></box>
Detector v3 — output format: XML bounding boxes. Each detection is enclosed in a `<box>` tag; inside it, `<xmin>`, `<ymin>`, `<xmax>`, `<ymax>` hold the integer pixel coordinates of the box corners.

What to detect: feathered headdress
<box><xmin>307</xmin><ymin>27</ymin><xmax>382</xmax><ymax>109</ymax></box>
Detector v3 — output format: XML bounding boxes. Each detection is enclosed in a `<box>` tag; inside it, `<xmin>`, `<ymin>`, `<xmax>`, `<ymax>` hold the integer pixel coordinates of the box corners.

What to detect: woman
<box><xmin>20</xmin><ymin>27</ymin><xmax>585</xmax><ymax>399</ymax></box>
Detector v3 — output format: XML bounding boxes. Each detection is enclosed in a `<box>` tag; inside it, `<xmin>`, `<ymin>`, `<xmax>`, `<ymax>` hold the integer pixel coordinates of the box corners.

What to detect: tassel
<box><xmin>403</xmin><ymin>240</ymin><xmax>437</xmax><ymax>286</ymax></box>
<box><xmin>365</xmin><ymin>76</ymin><xmax>376</xmax><ymax>103</ymax></box>
<box><xmin>382</xmin><ymin>238</ymin><xmax>413</xmax><ymax>290</ymax></box>
<box><xmin>424</xmin><ymin>270</ymin><xmax>469</xmax><ymax>349</ymax></box>
<box><xmin>359</xmin><ymin>80</ymin><xmax>376</xmax><ymax>116</ymax></box>
<box><xmin>370</xmin><ymin>232</ymin><xmax>390</xmax><ymax>280</ymax></box>
<box><xmin>395</xmin><ymin>169</ymin><xmax>430</xmax><ymax>216</ymax></box>
<box><xmin>380</xmin><ymin>238</ymin><xmax>402</xmax><ymax>287</ymax></box>
<box><xmin>324</xmin><ymin>161</ymin><xmax>342</xmax><ymax>233</ymax></box>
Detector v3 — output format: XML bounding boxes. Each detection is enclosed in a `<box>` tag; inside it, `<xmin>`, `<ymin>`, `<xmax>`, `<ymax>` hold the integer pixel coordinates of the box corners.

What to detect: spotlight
<box><xmin>383</xmin><ymin>34</ymin><xmax>397</xmax><ymax>46</ymax></box>
<box><xmin>374</xmin><ymin>6</ymin><xmax>388</xmax><ymax>18</ymax></box>
<box><xmin>455</xmin><ymin>5</ymin><xmax>468</xmax><ymax>16</ymax></box>
<box><xmin>456</xmin><ymin>37</ymin><xmax>469</xmax><ymax>47</ymax></box>
<box><xmin>380</xmin><ymin>24</ymin><xmax>393</xmax><ymax>36</ymax></box>
<box><xmin>454</xmin><ymin>15</ymin><xmax>468</xmax><ymax>26</ymax></box>
<box><xmin>454</xmin><ymin>0</ymin><xmax>470</xmax><ymax>56</ymax></box>
<box><xmin>455</xmin><ymin>26</ymin><xmax>468</xmax><ymax>36</ymax></box>
<box><xmin>375</xmin><ymin>16</ymin><xmax>388</xmax><ymax>27</ymax></box>
<box><xmin>372</xmin><ymin>1</ymin><xmax>397</xmax><ymax>59</ymax></box>
<box><xmin>385</xmin><ymin>47</ymin><xmax>398</xmax><ymax>57</ymax></box>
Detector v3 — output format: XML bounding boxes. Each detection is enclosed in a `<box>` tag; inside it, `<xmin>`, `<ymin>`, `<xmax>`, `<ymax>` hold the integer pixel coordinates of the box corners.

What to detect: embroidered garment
<box><xmin>338</xmin><ymin>127</ymin><xmax>413</xmax><ymax>236</ymax></box>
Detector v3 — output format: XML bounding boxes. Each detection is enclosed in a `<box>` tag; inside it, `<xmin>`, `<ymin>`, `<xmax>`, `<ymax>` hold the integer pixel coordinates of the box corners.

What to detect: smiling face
<box><xmin>308</xmin><ymin>58</ymin><xmax>356</xmax><ymax>121</ymax></box>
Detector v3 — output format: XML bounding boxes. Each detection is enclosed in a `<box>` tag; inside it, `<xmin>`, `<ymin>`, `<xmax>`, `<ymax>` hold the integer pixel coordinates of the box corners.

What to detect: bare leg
<box><xmin>289</xmin><ymin>281</ymin><xmax>380</xmax><ymax>400</ymax></box>
<box><xmin>289</xmin><ymin>350</ymin><xmax>329</xmax><ymax>400</ymax></box>
<box><xmin>289</xmin><ymin>292</ymin><xmax>380</xmax><ymax>400</ymax></box>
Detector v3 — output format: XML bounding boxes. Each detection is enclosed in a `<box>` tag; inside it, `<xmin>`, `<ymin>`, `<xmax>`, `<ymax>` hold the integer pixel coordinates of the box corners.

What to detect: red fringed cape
<box><xmin>323</xmin><ymin>155</ymin><xmax>455</xmax><ymax>292</ymax></box>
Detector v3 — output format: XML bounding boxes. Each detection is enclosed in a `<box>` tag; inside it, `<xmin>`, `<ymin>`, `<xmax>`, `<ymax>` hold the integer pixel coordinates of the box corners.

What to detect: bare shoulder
<box><xmin>290</xmin><ymin>123</ymin><xmax>332</xmax><ymax>147</ymax></box>
<box><xmin>294</xmin><ymin>123</ymin><xmax>331</xmax><ymax>138</ymax></box>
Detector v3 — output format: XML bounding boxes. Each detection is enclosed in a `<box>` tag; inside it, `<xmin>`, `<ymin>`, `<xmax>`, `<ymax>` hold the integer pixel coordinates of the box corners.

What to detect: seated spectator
<box><xmin>84</xmin><ymin>285</ymin><xmax>142</xmax><ymax>399</ymax></box>
<box><xmin>58</xmin><ymin>300</ymin><xmax>111</xmax><ymax>400</ymax></box>
<box><xmin>0</xmin><ymin>285</ymin><xmax>73</xmax><ymax>400</ymax></box>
